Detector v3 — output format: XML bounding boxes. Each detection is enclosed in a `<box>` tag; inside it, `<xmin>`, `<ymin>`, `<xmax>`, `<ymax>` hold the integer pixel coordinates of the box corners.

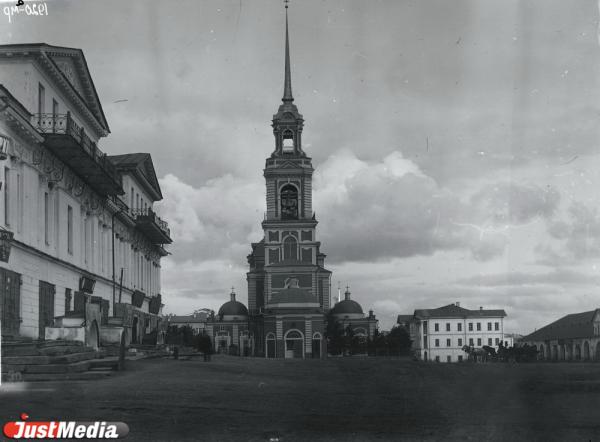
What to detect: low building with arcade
<box><xmin>522</xmin><ymin>309</ymin><xmax>600</xmax><ymax>361</ymax></box>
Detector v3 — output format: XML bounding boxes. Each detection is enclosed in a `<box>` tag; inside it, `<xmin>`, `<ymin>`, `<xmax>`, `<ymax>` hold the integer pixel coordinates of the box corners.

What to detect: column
<box><xmin>276</xmin><ymin>320</ymin><xmax>283</xmax><ymax>358</ymax></box>
<box><xmin>305</xmin><ymin>319</ymin><xmax>312</xmax><ymax>357</ymax></box>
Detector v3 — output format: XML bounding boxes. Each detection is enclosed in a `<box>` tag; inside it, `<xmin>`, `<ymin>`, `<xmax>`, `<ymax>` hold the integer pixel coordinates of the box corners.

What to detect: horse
<box><xmin>482</xmin><ymin>345</ymin><xmax>497</xmax><ymax>361</ymax></box>
<box><xmin>462</xmin><ymin>345</ymin><xmax>488</xmax><ymax>363</ymax></box>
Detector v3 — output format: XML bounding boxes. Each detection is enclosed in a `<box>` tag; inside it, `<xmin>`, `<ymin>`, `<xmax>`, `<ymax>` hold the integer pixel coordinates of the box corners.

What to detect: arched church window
<box><xmin>285</xmin><ymin>330</ymin><xmax>303</xmax><ymax>339</ymax></box>
<box><xmin>282</xmin><ymin>130</ymin><xmax>294</xmax><ymax>152</ymax></box>
<box><xmin>280</xmin><ymin>184</ymin><xmax>298</xmax><ymax>219</ymax></box>
<box><xmin>283</xmin><ymin>236</ymin><xmax>298</xmax><ymax>260</ymax></box>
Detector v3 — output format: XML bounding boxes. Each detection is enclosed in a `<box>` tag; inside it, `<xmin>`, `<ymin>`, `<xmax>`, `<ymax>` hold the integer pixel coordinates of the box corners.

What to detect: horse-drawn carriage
<box><xmin>462</xmin><ymin>343</ymin><xmax>538</xmax><ymax>363</ymax></box>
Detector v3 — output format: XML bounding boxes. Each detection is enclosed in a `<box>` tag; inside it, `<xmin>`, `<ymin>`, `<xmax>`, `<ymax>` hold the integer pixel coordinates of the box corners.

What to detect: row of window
<box><xmin>425</xmin><ymin>337</ymin><xmax>502</xmax><ymax>348</ymax></box>
<box><xmin>130</xmin><ymin>186</ymin><xmax>149</xmax><ymax>213</ymax></box>
<box><xmin>4</xmin><ymin>170</ymin><xmax>159</xmax><ymax>293</ymax></box>
<box><xmin>425</xmin><ymin>321</ymin><xmax>500</xmax><ymax>333</ymax></box>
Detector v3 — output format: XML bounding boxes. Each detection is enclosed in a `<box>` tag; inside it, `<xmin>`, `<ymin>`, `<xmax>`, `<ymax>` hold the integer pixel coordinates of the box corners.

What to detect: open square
<box><xmin>2</xmin><ymin>356</ymin><xmax>600</xmax><ymax>441</ymax></box>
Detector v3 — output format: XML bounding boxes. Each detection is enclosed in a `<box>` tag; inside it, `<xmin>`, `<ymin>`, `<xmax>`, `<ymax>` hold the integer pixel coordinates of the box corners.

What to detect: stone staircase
<box><xmin>1</xmin><ymin>338</ymin><xmax>120</xmax><ymax>382</ymax></box>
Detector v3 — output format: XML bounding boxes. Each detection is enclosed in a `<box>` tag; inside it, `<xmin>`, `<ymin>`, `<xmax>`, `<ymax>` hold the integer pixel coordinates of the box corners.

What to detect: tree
<box><xmin>386</xmin><ymin>325</ymin><xmax>412</xmax><ymax>356</ymax></box>
<box><xmin>325</xmin><ymin>314</ymin><xmax>344</xmax><ymax>356</ymax></box>
<box><xmin>165</xmin><ymin>325</ymin><xmax>196</xmax><ymax>347</ymax></box>
<box><xmin>371</xmin><ymin>328</ymin><xmax>387</xmax><ymax>356</ymax></box>
<box><xmin>195</xmin><ymin>333</ymin><xmax>213</xmax><ymax>360</ymax></box>
<box><xmin>344</xmin><ymin>325</ymin><xmax>355</xmax><ymax>356</ymax></box>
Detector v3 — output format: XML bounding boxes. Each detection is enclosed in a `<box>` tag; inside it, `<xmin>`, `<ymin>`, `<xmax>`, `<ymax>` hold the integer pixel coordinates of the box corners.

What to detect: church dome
<box><xmin>331</xmin><ymin>288</ymin><xmax>364</xmax><ymax>317</ymax></box>
<box><xmin>332</xmin><ymin>299</ymin><xmax>364</xmax><ymax>315</ymax></box>
<box><xmin>218</xmin><ymin>290</ymin><xmax>248</xmax><ymax>319</ymax></box>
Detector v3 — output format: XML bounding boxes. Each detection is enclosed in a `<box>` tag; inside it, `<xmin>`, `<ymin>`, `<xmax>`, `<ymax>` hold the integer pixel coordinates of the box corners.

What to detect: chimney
<box><xmin>456</xmin><ymin>302</ymin><xmax>460</xmax><ymax>307</ymax></box>
<box><xmin>479</xmin><ymin>306</ymin><xmax>483</xmax><ymax>311</ymax></box>
<box><xmin>369</xmin><ymin>309</ymin><xmax>374</xmax><ymax>318</ymax></box>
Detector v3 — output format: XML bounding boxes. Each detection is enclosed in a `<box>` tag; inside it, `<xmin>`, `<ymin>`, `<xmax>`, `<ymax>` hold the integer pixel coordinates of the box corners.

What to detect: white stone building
<box><xmin>401</xmin><ymin>303</ymin><xmax>507</xmax><ymax>362</ymax></box>
<box><xmin>0</xmin><ymin>44</ymin><xmax>171</xmax><ymax>346</ymax></box>
<box><xmin>167</xmin><ymin>311</ymin><xmax>208</xmax><ymax>335</ymax></box>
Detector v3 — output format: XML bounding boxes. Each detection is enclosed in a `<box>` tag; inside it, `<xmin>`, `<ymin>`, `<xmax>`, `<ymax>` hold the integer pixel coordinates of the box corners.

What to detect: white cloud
<box><xmin>157</xmin><ymin>173</ymin><xmax>264</xmax><ymax>255</ymax></box>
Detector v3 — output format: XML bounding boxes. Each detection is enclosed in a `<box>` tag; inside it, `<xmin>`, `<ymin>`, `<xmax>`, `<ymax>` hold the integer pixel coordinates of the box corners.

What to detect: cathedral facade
<box><xmin>203</xmin><ymin>6</ymin><xmax>378</xmax><ymax>359</ymax></box>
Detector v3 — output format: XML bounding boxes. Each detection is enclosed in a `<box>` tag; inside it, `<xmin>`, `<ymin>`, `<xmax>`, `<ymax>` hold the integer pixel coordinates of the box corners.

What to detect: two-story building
<box><xmin>166</xmin><ymin>311</ymin><xmax>208</xmax><ymax>335</ymax></box>
<box><xmin>0</xmin><ymin>43</ymin><xmax>171</xmax><ymax>347</ymax></box>
<box><xmin>400</xmin><ymin>303</ymin><xmax>507</xmax><ymax>362</ymax></box>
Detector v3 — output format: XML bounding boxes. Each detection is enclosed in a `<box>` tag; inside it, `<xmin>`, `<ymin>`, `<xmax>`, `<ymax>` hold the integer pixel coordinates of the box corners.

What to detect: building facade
<box><xmin>0</xmin><ymin>44</ymin><xmax>171</xmax><ymax>346</ymax></box>
<box><xmin>403</xmin><ymin>303</ymin><xmax>507</xmax><ymax>362</ymax></box>
<box><xmin>522</xmin><ymin>310</ymin><xmax>600</xmax><ymax>361</ymax></box>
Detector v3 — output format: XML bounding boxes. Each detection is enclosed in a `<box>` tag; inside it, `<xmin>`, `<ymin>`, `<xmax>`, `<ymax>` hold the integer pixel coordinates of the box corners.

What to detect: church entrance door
<box><xmin>284</xmin><ymin>330</ymin><xmax>304</xmax><ymax>359</ymax></box>
<box><xmin>312</xmin><ymin>332</ymin><xmax>322</xmax><ymax>358</ymax></box>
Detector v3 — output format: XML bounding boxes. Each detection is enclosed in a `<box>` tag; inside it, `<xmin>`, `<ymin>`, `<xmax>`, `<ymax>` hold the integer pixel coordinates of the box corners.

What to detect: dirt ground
<box><xmin>1</xmin><ymin>355</ymin><xmax>600</xmax><ymax>441</ymax></box>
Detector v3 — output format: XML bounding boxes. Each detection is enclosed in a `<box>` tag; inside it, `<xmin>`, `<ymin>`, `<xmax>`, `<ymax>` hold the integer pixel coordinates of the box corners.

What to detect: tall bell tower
<box><xmin>247</xmin><ymin>3</ymin><xmax>331</xmax><ymax>320</ymax></box>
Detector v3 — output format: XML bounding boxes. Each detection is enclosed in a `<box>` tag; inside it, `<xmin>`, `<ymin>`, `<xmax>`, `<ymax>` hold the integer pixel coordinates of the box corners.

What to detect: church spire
<box><xmin>271</xmin><ymin>0</ymin><xmax>304</xmax><ymax>157</ymax></box>
<box><xmin>282</xmin><ymin>2</ymin><xmax>293</xmax><ymax>103</ymax></box>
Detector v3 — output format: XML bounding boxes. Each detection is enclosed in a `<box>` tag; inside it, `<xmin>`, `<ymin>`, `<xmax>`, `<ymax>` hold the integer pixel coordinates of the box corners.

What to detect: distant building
<box><xmin>330</xmin><ymin>287</ymin><xmax>378</xmax><ymax>338</ymax></box>
<box><xmin>167</xmin><ymin>312</ymin><xmax>208</xmax><ymax>335</ymax></box>
<box><xmin>521</xmin><ymin>310</ymin><xmax>600</xmax><ymax>361</ymax></box>
<box><xmin>503</xmin><ymin>333</ymin><xmax>522</xmax><ymax>348</ymax></box>
<box><xmin>0</xmin><ymin>44</ymin><xmax>171</xmax><ymax>347</ymax></box>
<box><xmin>400</xmin><ymin>303</ymin><xmax>507</xmax><ymax>363</ymax></box>
<box><xmin>396</xmin><ymin>315</ymin><xmax>413</xmax><ymax>330</ymax></box>
<box><xmin>206</xmin><ymin>290</ymin><xmax>253</xmax><ymax>356</ymax></box>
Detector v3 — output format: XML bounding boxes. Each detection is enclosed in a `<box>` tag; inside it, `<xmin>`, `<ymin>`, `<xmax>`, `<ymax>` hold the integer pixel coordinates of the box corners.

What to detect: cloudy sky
<box><xmin>6</xmin><ymin>0</ymin><xmax>600</xmax><ymax>332</ymax></box>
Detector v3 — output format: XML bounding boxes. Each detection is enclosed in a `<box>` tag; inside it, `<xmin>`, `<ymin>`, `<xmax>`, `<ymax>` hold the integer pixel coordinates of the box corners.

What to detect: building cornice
<box><xmin>0</xmin><ymin>45</ymin><xmax>109</xmax><ymax>137</ymax></box>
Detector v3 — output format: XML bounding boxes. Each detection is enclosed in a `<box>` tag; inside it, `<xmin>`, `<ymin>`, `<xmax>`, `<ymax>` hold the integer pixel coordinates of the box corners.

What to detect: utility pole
<box><xmin>111</xmin><ymin>200</ymin><xmax>127</xmax><ymax>315</ymax></box>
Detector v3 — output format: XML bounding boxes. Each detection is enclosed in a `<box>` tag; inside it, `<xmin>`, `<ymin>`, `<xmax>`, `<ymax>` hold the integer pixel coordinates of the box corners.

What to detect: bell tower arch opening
<box><xmin>282</xmin><ymin>129</ymin><xmax>295</xmax><ymax>153</ymax></box>
<box><xmin>280</xmin><ymin>184</ymin><xmax>298</xmax><ymax>220</ymax></box>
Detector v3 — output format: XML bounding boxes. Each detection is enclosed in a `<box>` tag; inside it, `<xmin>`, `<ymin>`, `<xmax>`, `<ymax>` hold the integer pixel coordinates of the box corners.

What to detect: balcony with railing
<box><xmin>263</xmin><ymin>211</ymin><xmax>317</xmax><ymax>222</ymax></box>
<box><xmin>33</xmin><ymin>113</ymin><xmax>123</xmax><ymax>196</ymax></box>
<box><xmin>131</xmin><ymin>208</ymin><xmax>172</xmax><ymax>244</ymax></box>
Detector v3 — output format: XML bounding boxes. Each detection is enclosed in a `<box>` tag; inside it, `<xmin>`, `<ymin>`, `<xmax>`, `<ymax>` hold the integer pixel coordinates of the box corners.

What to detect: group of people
<box><xmin>461</xmin><ymin>342</ymin><xmax>538</xmax><ymax>363</ymax></box>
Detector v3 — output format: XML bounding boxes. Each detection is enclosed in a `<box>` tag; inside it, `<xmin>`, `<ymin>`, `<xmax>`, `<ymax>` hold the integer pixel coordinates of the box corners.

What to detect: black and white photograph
<box><xmin>1</xmin><ymin>0</ymin><xmax>600</xmax><ymax>440</ymax></box>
